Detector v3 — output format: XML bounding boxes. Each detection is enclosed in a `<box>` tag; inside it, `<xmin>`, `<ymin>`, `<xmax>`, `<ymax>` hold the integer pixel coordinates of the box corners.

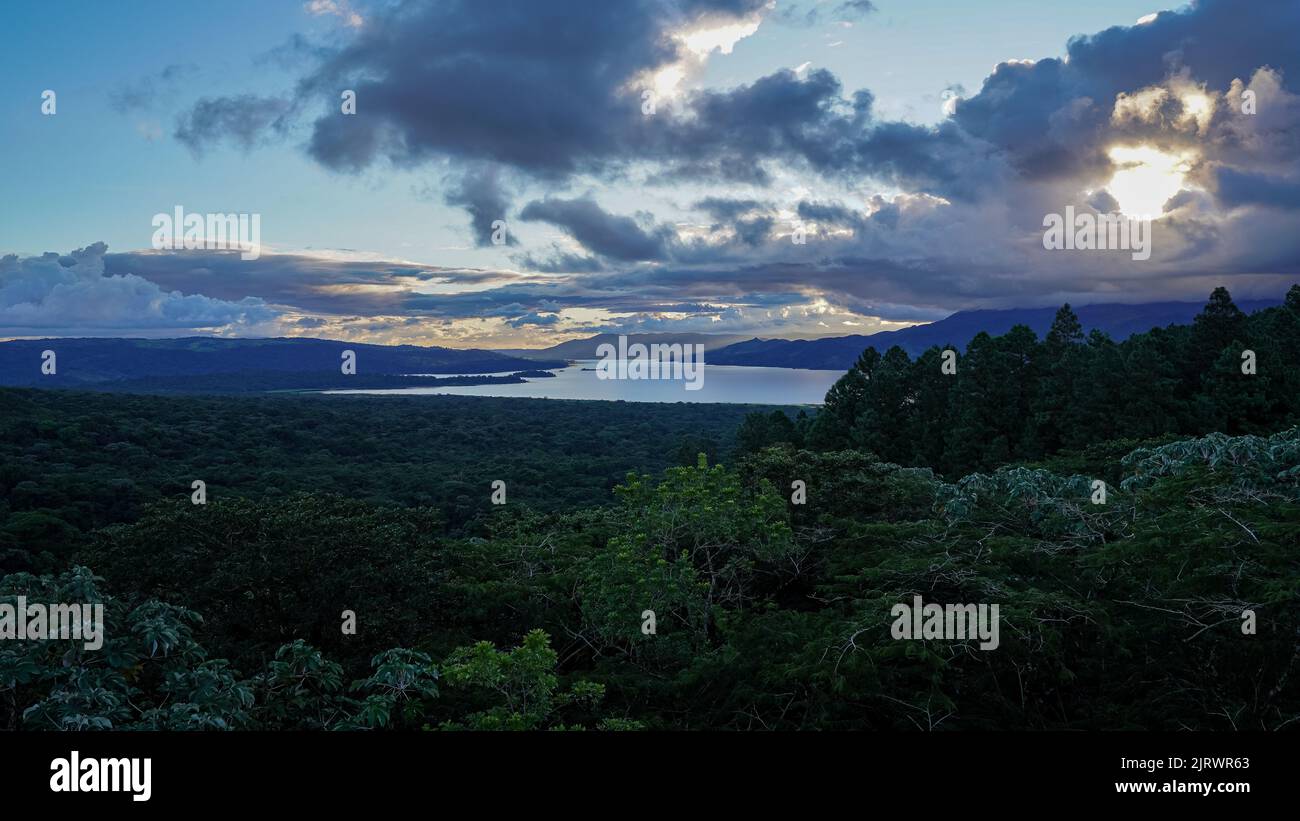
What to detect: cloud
<box><xmin>103</xmin><ymin>248</ymin><xmax>509</xmax><ymax>316</ymax></box>
<box><xmin>169</xmin><ymin>0</ymin><xmax>1299</xmax><ymax>207</ymax></box>
<box><xmin>507</xmin><ymin>312</ymin><xmax>560</xmax><ymax>328</ymax></box>
<box><xmin>174</xmin><ymin>95</ymin><xmax>295</xmax><ymax>154</ymax></box>
<box><xmin>777</xmin><ymin>0</ymin><xmax>877</xmax><ymax>26</ymax></box>
<box><xmin>949</xmin><ymin>0</ymin><xmax>1300</xmax><ymax>184</ymax></box>
<box><xmin>514</xmin><ymin>248</ymin><xmax>604</xmax><ymax>274</ymax></box>
<box><xmin>305</xmin><ymin>0</ymin><xmax>363</xmax><ymax>28</ymax></box>
<box><xmin>443</xmin><ymin>165</ymin><xmax>517</xmax><ymax>247</ymax></box>
<box><xmin>519</xmin><ymin>196</ymin><xmax>672</xmax><ymax>261</ymax></box>
<box><xmin>1212</xmin><ymin>167</ymin><xmax>1300</xmax><ymax>209</ymax></box>
<box><xmin>114</xmin><ymin>0</ymin><xmax>1299</xmax><ymax>345</ymax></box>
<box><xmin>110</xmin><ymin>64</ymin><xmax>198</xmax><ymax>113</ymax></box>
<box><xmin>693</xmin><ymin>197</ymin><xmax>771</xmax><ymax>221</ymax></box>
<box><xmin>290</xmin><ymin>0</ymin><xmax>767</xmax><ymax>177</ymax></box>
<box><xmin>1</xmin><ymin>244</ymin><xmax>277</xmax><ymax>336</ymax></box>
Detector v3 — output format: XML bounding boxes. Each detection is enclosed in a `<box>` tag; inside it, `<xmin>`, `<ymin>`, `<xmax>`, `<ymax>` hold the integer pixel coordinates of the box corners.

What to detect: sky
<box><xmin>1</xmin><ymin>0</ymin><xmax>1297</xmax><ymax>348</ymax></box>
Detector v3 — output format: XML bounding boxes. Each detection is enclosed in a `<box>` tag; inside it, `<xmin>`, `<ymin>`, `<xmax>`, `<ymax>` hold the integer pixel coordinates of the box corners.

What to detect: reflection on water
<box><xmin>323</xmin><ymin>361</ymin><xmax>840</xmax><ymax>405</ymax></box>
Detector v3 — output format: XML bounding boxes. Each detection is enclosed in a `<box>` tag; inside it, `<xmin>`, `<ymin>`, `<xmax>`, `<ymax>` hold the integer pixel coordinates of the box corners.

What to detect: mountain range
<box><xmin>0</xmin><ymin>337</ymin><xmax>564</xmax><ymax>388</ymax></box>
<box><xmin>1</xmin><ymin>298</ymin><xmax>1284</xmax><ymax>389</ymax></box>
<box><xmin>703</xmin><ymin>299</ymin><xmax>1284</xmax><ymax>370</ymax></box>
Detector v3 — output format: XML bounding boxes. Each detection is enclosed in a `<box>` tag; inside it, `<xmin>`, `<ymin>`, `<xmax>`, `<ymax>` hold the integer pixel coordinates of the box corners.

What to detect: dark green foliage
<box><xmin>3</xmin><ymin>290</ymin><xmax>1298</xmax><ymax>731</ymax></box>
<box><xmin>80</xmin><ymin>495</ymin><xmax>445</xmax><ymax>672</ymax></box>
<box><xmin>735</xmin><ymin>408</ymin><xmax>803</xmax><ymax>454</ymax></box>
<box><xmin>0</xmin><ymin>390</ymin><xmax>763</xmax><ymax>570</ymax></box>
<box><xmin>816</xmin><ymin>288</ymin><xmax>1300</xmax><ymax>477</ymax></box>
<box><xmin>6</xmin><ymin>424</ymin><xmax>1295</xmax><ymax>731</ymax></box>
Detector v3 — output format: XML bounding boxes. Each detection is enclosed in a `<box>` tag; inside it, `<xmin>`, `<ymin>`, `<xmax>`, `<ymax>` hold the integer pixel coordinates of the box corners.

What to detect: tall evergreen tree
<box><xmin>909</xmin><ymin>346</ymin><xmax>955</xmax><ymax>469</ymax></box>
<box><xmin>809</xmin><ymin>348</ymin><xmax>879</xmax><ymax>449</ymax></box>
<box><xmin>1045</xmin><ymin>303</ymin><xmax>1084</xmax><ymax>349</ymax></box>
<box><xmin>1190</xmin><ymin>287</ymin><xmax>1248</xmax><ymax>371</ymax></box>
<box><xmin>1034</xmin><ymin>305</ymin><xmax>1086</xmax><ymax>453</ymax></box>
<box><xmin>850</xmin><ymin>345</ymin><xmax>913</xmax><ymax>463</ymax></box>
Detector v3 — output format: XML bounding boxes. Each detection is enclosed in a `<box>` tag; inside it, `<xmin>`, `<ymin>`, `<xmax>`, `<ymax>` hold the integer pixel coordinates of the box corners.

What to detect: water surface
<box><xmin>324</xmin><ymin>362</ymin><xmax>840</xmax><ymax>404</ymax></box>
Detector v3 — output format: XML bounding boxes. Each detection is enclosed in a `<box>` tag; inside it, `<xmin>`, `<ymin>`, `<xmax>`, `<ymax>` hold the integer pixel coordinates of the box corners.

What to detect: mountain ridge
<box><xmin>706</xmin><ymin>299</ymin><xmax>1285</xmax><ymax>369</ymax></box>
<box><xmin>0</xmin><ymin>336</ymin><xmax>565</xmax><ymax>387</ymax></box>
<box><xmin>2</xmin><ymin>298</ymin><xmax>1286</xmax><ymax>387</ymax></box>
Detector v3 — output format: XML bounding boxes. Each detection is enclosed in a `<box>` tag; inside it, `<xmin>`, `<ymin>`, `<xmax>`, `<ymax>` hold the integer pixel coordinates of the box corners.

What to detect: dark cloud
<box><xmin>777</xmin><ymin>0</ymin><xmax>877</xmax><ymax>26</ymax></box>
<box><xmin>169</xmin><ymin>0</ymin><xmax>1297</xmax><ymax>210</ymax></box>
<box><xmin>508</xmin><ymin>312</ymin><xmax>560</xmax><ymax>328</ymax></box>
<box><xmin>691</xmin><ymin>198</ymin><xmax>776</xmax><ymax>247</ymax></box>
<box><xmin>171</xmin><ymin>0</ymin><xmax>974</xmax><ymax>198</ymax></box>
<box><xmin>693</xmin><ymin>197</ymin><xmax>770</xmax><ymax>221</ymax></box>
<box><xmin>650</xmin><ymin>73</ymin><xmax>984</xmax><ymax>197</ymax></box>
<box><xmin>294</xmin><ymin>0</ymin><xmax>764</xmax><ymax>177</ymax></box>
<box><xmin>103</xmin><ymin>249</ymin><xmax>506</xmax><ymax>316</ymax></box>
<box><xmin>110</xmin><ymin>64</ymin><xmax>198</xmax><ymax>113</ymax></box>
<box><xmin>735</xmin><ymin>216</ymin><xmax>776</xmax><ymax>246</ymax></box>
<box><xmin>1065</xmin><ymin>1</ymin><xmax>1299</xmax><ymax>93</ymax></box>
<box><xmin>797</xmin><ymin>200</ymin><xmax>865</xmax><ymax>229</ymax></box>
<box><xmin>256</xmin><ymin>33</ymin><xmax>333</xmax><ymax>71</ymax></box>
<box><xmin>175</xmin><ymin>95</ymin><xmax>295</xmax><ymax>154</ymax></box>
<box><xmin>443</xmin><ymin>165</ymin><xmax>517</xmax><ymax>247</ymax></box>
<box><xmin>1212</xmin><ymin>167</ymin><xmax>1300</xmax><ymax>210</ymax></box>
<box><xmin>519</xmin><ymin>196</ymin><xmax>671</xmax><ymax>261</ymax></box>
<box><xmin>133</xmin><ymin>0</ymin><xmax>1300</xmax><ymax>341</ymax></box>
<box><xmin>952</xmin><ymin>0</ymin><xmax>1300</xmax><ymax>183</ymax></box>
<box><xmin>838</xmin><ymin>0</ymin><xmax>877</xmax><ymax>16</ymax></box>
<box><xmin>1087</xmin><ymin>189</ymin><xmax>1121</xmax><ymax>213</ymax></box>
<box><xmin>514</xmin><ymin>249</ymin><xmax>604</xmax><ymax>274</ymax></box>
<box><xmin>663</xmin><ymin>69</ymin><xmax>860</xmax><ymax>176</ymax></box>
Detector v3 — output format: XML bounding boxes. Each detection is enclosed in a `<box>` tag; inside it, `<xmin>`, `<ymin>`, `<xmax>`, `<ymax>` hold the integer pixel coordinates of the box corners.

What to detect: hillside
<box><xmin>707</xmin><ymin>299</ymin><xmax>1283</xmax><ymax>369</ymax></box>
<box><xmin>0</xmin><ymin>337</ymin><xmax>565</xmax><ymax>388</ymax></box>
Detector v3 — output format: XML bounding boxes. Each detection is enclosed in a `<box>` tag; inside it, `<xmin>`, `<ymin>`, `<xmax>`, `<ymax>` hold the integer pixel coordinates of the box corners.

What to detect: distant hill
<box><xmin>504</xmin><ymin>333</ymin><xmax>749</xmax><ymax>361</ymax></box>
<box><xmin>0</xmin><ymin>337</ymin><xmax>565</xmax><ymax>388</ymax></box>
<box><xmin>707</xmin><ymin>299</ymin><xmax>1284</xmax><ymax>370</ymax></box>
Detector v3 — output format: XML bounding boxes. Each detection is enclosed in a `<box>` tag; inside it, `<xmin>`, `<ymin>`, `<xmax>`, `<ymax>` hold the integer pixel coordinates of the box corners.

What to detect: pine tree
<box><xmin>1045</xmin><ymin>303</ymin><xmax>1084</xmax><ymax>349</ymax></box>
<box><xmin>850</xmin><ymin>345</ymin><xmax>913</xmax><ymax>463</ymax></box>
<box><xmin>1190</xmin><ymin>287</ymin><xmax>1248</xmax><ymax>372</ymax></box>
<box><xmin>1034</xmin><ymin>305</ymin><xmax>1086</xmax><ymax>454</ymax></box>
<box><xmin>809</xmin><ymin>347</ymin><xmax>879</xmax><ymax>449</ymax></box>
<box><xmin>1203</xmin><ymin>342</ymin><xmax>1270</xmax><ymax>433</ymax></box>
<box><xmin>909</xmin><ymin>347</ymin><xmax>954</xmax><ymax>469</ymax></box>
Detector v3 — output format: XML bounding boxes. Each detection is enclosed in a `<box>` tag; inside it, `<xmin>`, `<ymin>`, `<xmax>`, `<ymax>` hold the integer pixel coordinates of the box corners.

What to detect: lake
<box><xmin>323</xmin><ymin>361</ymin><xmax>842</xmax><ymax>404</ymax></box>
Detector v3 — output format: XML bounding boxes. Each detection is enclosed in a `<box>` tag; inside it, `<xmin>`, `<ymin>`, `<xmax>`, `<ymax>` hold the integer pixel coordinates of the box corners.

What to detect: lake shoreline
<box><xmin>320</xmin><ymin>361</ymin><xmax>840</xmax><ymax>405</ymax></box>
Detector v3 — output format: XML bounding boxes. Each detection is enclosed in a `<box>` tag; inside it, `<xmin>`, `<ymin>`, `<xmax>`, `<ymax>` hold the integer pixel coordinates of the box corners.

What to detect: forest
<box><xmin>1</xmin><ymin>287</ymin><xmax>1297</xmax><ymax>730</ymax></box>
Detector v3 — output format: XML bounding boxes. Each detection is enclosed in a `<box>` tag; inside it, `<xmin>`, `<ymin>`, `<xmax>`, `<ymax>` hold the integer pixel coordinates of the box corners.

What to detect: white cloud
<box><xmin>305</xmin><ymin>0</ymin><xmax>363</xmax><ymax>28</ymax></box>
<box><xmin>0</xmin><ymin>243</ymin><xmax>278</xmax><ymax>335</ymax></box>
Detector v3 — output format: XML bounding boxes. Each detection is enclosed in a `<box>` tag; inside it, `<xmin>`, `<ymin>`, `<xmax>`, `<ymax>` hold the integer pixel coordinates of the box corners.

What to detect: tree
<box><xmin>1033</xmin><ymin>305</ymin><xmax>1087</xmax><ymax>454</ymax></box>
<box><xmin>1045</xmin><ymin>303</ymin><xmax>1084</xmax><ymax>349</ymax></box>
<box><xmin>1190</xmin><ymin>286</ymin><xmax>1248</xmax><ymax>372</ymax></box>
<box><xmin>809</xmin><ymin>347</ymin><xmax>879</xmax><ymax>449</ymax></box>
<box><xmin>82</xmin><ymin>494</ymin><xmax>445</xmax><ymax>671</ymax></box>
<box><xmin>735</xmin><ymin>409</ymin><xmax>799</xmax><ymax>455</ymax></box>
<box><xmin>849</xmin><ymin>345</ymin><xmax>914</xmax><ymax>463</ymax></box>
<box><xmin>438</xmin><ymin>630</ymin><xmax>632</xmax><ymax>730</ymax></box>
<box><xmin>343</xmin><ymin>649</ymin><xmax>440</xmax><ymax>730</ymax></box>
<box><xmin>576</xmin><ymin>456</ymin><xmax>796</xmax><ymax>657</ymax></box>
<box><xmin>1202</xmin><ymin>342</ymin><xmax>1270</xmax><ymax>433</ymax></box>
<box><xmin>909</xmin><ymin>347</ymin><xmax>955</xmax><ymax>469</ymax></box>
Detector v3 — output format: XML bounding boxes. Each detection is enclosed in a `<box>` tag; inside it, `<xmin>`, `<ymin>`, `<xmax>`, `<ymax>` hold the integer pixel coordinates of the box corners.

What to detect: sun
<box><xmin>1105</xmin><ymin>144</ymin><xmax>1196</xmax><ymax>218</ymax></box>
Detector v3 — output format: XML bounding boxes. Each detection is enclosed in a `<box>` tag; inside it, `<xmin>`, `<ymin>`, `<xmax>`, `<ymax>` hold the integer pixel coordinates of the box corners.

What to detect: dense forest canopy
<box><xmin>737</xmin><ymin>286</ymin><xmax>1300</xmax><ymax>476</ymax></box>
<box><xmin>2</xmin><ymin>287</ymin><xmax>1297</xmax><ymax>730</ymax></box>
